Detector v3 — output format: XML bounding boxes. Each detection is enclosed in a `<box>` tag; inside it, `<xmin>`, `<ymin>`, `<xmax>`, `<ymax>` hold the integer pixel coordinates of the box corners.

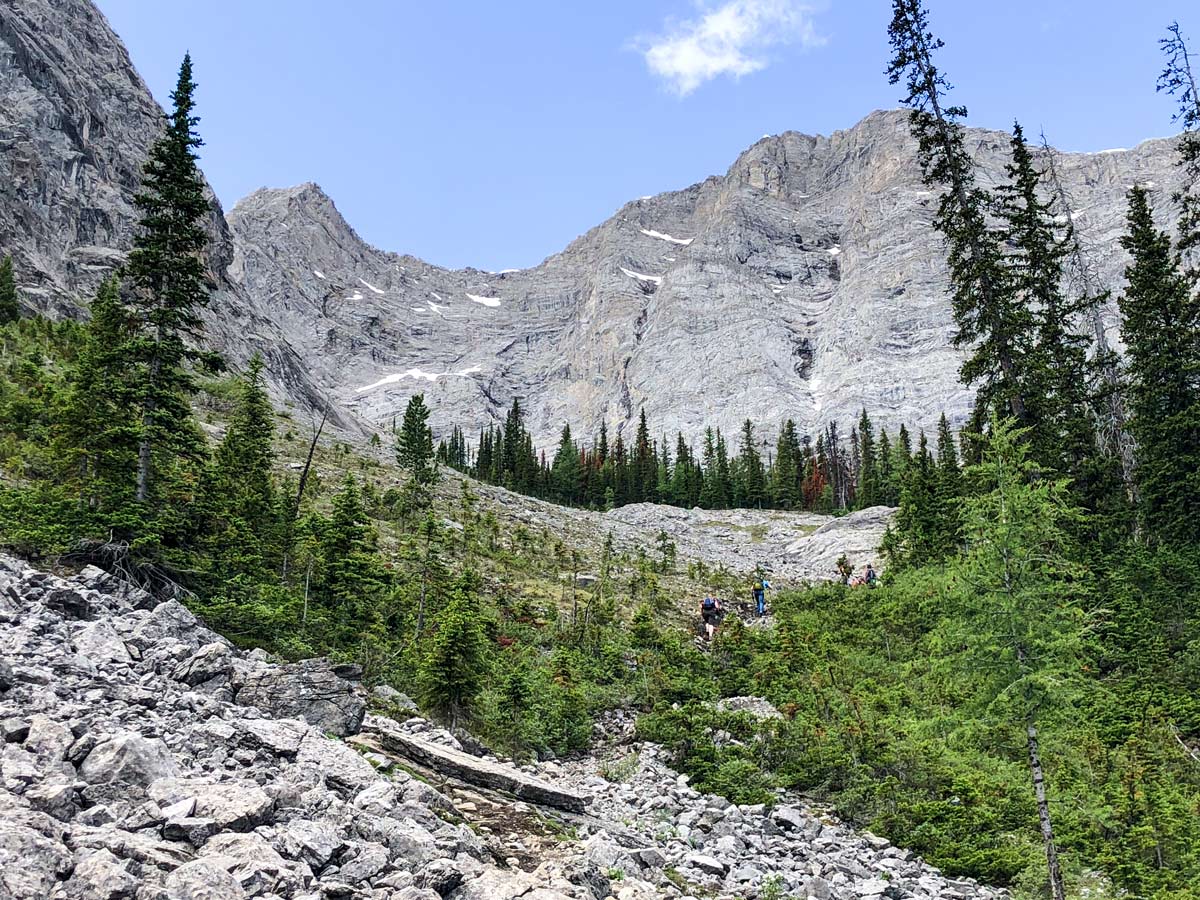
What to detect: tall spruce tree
<box><xmin>125</xmin><ymin>54</ymin><xmax>214</xmax><ymax>511</ymax></box>
<box><xmin>887</xmin><ymin>0</ymin><xmax>1032</xmax><ymax>426</ymax></box>
<box><xmin>996</xmin><ymin>123</ymin><xmax>1098</xmax><ymax>489</ymax></box>
<box><xmin>205</xmin><ymin>354</ymin><xmax>279</xmax><ymax>576</ymax></box>
<box><xmin>0</xmin><ymin>256</ymin><xmax>18</xmax><ymax>324</ymax></box>
<box><xmin>396</xmin><ymin>394</ymin><xmax>437</xmax><ymax>485</ymax></box>
<box><xmin>735</xmin><ymin>419</ymin><xmax>765</xmax><ymax>508</ymax></box>
<box><xmin>1117</xmin><ymin>187</ymin><xmax>1200</xmax><ymax>544</ymax></box>
<box><xmin>1159</xmin><ymin>22</ymin><xmax>1200</xmax><ymax>271</ymax></box>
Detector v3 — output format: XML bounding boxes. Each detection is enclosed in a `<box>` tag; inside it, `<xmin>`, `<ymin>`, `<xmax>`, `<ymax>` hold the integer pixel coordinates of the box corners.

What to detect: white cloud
<box><xmin>639</xmin><ymin>0</ymin><xmax>827</xmax><ymax>96</ymax></box>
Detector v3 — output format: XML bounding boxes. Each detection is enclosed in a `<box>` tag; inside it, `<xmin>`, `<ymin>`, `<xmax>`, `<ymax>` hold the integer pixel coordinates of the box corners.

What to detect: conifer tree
<box><xmin>888</xmin><ymin>0</ymin><xmax>1032</xmax><ymax>425</ymax></box>
<box><xmin>996</xmin><ymin>123</ymin><xmax>1097</xmax><ymax>486</ymax></box>
<box><xmin>125</xmin><ymin>54</ymin><xmax>214</xmax><ymax>510</ymax></box>
<box><xmin>735</xmin><ymin>419</ymin><xmax>765</xmax><ymax>508</ymax></box>
<box><xmin>396</xmin><ymin>394</ymin><xmax>437</xmax><ymax>486</ymax></box>
<box><xmin>877</xmin><ymin>428</ymin><xmax>897</xmax><ymax>505</ymax></box>
<box><xmin>888</xmin><ymin>432</ymin><xmax>941</xmax><ymax>569</ymax></box>
<box><xmin>1159</xmin><ymin>22</ymin><xmax>1200</xmax><ymax>270</ymax></box>
<box><xmin>857</xmin><ymin>410</ymin><xmax>879</xmax><ymax>508</ymax></box>
<box><xmin>1117</xmin><ymin>187</ymin><xmax>1200</xmax><ymax>544</ymax></box>
<box><xmin>0</xmin><ymin>256</ymin><xmax>19</xmax><ymax>324</ymax></box>
<box><xmin>550</xmin><ymin>423</ymin><xmax>582</xmax><ymax>504</ymax></box>
<box><xmin>633</xmin><ymin>409</ymin><xmax>656</xmax><ymax>503</ymax></box>
<box><xmin>772</xmin><ymin>419</ymin><xmax>802</xmax><ymax>508</ymax></box>
<box><xmin>419</xmin><ymin>572</ymin><xmax>489</xmax><ymax>730</ymax></box>
<box><xmin>59</xmin><ymin>277</ymin><xmax>138</xmax><ymax>519</ymax></box>
<box><xmin>944</xmin><ymin>418</ymin><xmax>1088</xmax><ymax>900</ymax></box>
<box><xmin>934</xmin><ymin>413</ymin><xmax>962</xmax><ymax>554</ymax></box>
<box><xmin>205</xmin><ymin>354</ymin><xmax>279</xmax><ymax>575</ymax></box>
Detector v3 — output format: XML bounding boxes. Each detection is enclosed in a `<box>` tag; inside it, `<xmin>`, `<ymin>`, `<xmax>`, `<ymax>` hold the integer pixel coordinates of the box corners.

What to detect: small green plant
<box><xmin>607</xmin><ymin>868</ymin><xmax>625</xmax><ymax>882</ymax></box>
<box><xmin>599</xmin><ymin>751</ymin><xmax>639</xmax><ymax>783</ymax></box>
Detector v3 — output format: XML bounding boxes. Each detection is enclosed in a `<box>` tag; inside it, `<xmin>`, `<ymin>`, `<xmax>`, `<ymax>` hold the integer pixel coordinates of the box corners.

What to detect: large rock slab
<box><xmin>235</xmin><ymin>658</ymin><xmax>365</xmax><ymax>737</ymax></box>
<box><xmin>367</xmin><ymin>720</ymin><xmax>591</xmax><ymax>813</ymax></box>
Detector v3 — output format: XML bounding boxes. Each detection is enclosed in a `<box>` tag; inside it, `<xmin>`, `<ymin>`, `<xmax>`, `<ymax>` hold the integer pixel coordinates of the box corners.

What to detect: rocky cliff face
<box><xmin>0</xmin><ymin>0</ymin><xmax>348</xmax><ymax>425</ymax></box>
<box><xmin>229</xmin><ymin>116</ymin><xmax>1182</xmax><ymax>447</ymax></box>
<box><xmin>0</xmin><ymin>0</ymin><xmax>1185</xmax><ymax>450</ymax></box>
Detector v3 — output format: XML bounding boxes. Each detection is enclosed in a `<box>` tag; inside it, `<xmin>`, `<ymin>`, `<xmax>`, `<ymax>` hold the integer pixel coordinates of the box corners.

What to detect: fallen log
<box><xmin>365</xmin><ymin>718</ymin><xmax>591</xmax><ymax>814</ymax></box>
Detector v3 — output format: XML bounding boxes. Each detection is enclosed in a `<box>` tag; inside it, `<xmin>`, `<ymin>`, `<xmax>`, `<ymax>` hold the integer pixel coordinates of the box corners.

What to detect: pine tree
<box><xmin>943</xmin><ymin>417</ymin><xmax>1089</xmax><ymax>900</ymax></box>
<box><xmin>878</xmin><ymin>428</ymin><xmax>897</xmax><ymax>506</ymax></box>
<box><xmin>633</xmin><ymin>409</ymin><xmax>655</xmax><ymax>503</ymax></box>
<box><xmin>934</xmin><ymin>413</ymin><xmax>962</xmax><ymax>554</ymax></box>
<box><xmin>1159</xmin><ymin>22</ymin><xmax>1200</xmax><ymax>271</ymax></box>
<box><xmin>888</xmin><ymin>432</ymin><xmax>941</xmax><ymax>569</ymax></box>
<box><xmin>58</xmin><ymin>276</ymin><xmax>138</xmax><ymax>521</ymax></box>
<box><xmin>772</xmin><ymin>419</ymin><xmax>802</xmax><ymax>508</ymax></box>
<box><xmin>396</xmin><ymin>394</ymin><xmax>437</xmax><ymax>485</ymax></box>
<box><xmin>735</xmin><ymin>419</ymin><xmax>765</xmax><ymax>508</ymax></box>
<box><xmin>857</xmin><ymin>410</ymin><xmax>879</xmax><ymax>508</ymax></box>
<box><xmin>125</xmin><ymin>54</ymin><xmax>215</xmax><ymax>512</ymax></box>
<box><xmin>419</xmin><ymin>572</ymin><xmax>489</xmax><ymax>730</ymax></box>
<box><xmin>888</xmin><ymin>0</ymin><xmax>1032</xmax><ymax>426</ymax></box>
<box><xmin>320</xmin><ymin>474</ymin><xmax>386</xmax><ymax>630</ymax></box>
<box><xmin>205</xmin><ymin>354</ymin><xmax>280</xmax><ymax>576</ymax></box>
<box><xmin>995</xmin><ymin>123</ymin><xmax>1097</xmax><ymax>486</ymax></box>
<box><xmin>550</xmin><ymin>423</ymin><xmax>582</xmax><ymax>504</ymax></box>
<box><xmin>0</xmin><ymin>256</ymin><xmax>19</xmax><ymax>324</ymax></box>
<box><xmin>1117</xmin><ymin>187</ymin><xmax>1200</xmax><ymax>544</ymax></box>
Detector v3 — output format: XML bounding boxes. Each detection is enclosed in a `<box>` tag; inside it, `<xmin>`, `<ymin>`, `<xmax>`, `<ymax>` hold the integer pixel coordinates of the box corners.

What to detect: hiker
<box><xmin>700</xmin><ymin>594</ymin><xmax>723</xmax><ymax>640</ymax></box>
<box><xmin>751</xmin><ymin>573</ymin><xmax>772</xmax><ymax>617</ymax></box>
<box><xmin>836</xmin><ymin>556</ymin><xmax>853</xmax><ymax>585</ymax></box>
<box><xmin>865</xmin><ymin>564</ymin><xmax>878</xmax><ymax>587</ymax></box>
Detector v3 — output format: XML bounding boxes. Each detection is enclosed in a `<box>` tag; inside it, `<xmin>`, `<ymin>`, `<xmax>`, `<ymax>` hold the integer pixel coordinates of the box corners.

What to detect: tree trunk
<box><xmin>1026</xmin><ymin>717</ymin><xmax>1066</xmax><ymax>900</ymax></box>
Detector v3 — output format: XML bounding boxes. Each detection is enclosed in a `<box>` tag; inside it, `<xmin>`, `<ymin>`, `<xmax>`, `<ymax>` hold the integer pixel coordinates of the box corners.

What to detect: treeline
<box><xmin>438</xmin><ymin>402</ymin><xmax>971</xmax><ymax>514</ymax></box>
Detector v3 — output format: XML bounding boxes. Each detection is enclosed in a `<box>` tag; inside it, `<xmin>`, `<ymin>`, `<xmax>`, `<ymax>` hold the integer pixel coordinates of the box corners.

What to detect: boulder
<box><xmin>235</xmin><ymin>658</ymin><xmax>365</xmax><ymax>736</ymax></box>
<box><xmin>0</xmin><ymin>820</ymin><xmax>74</xmax><ymax>898</ymax></box>
<box><xmin>337</xmin><ymin>840</ymin><xmax>389</xmax><ymax>885</ymax></box>
<box><xmin>368</xmin><ymin>719</ymin><xmax>591</xmax><ymax>813</ymax></box>
<box><xmin>715</xmin><ymin>696</ymin><xmax>783</xmax><ymax>721</ymax></box>
<box><xmin>74</xmin><ymin>620</ymin><xmax>131</xmax><ymax>664</ymax></box>
<box><xmin>60</xmin><ymin>847</ymin><xmax>137</xmax><ymax>899</ymax></box>
<box><xmin>294</xmin><ymin>731</ymin><xmax>377</xmax><ymax>798</ymax></box>
<box><xmin>237</xmin><ymin>717</ymin><xmax>307</xmax><ymax>756</ymax></box>
<box><xmin>79</xmin><ymin>733</ymin><xmax>178</xmax><ymax>795</ymax></box>
<box><xmin>0</xmin><ymin>658</ymin><xmax>14</xmax><ymax>692</ymax></box>
<box><xmin>173</xmin><ymin>642</ymin><xmax>234</xmax><ymax>687</ymax></box>
<box><xmin>202</xmin><ymin>832</ymin><xmax>309</xmax><ymax>896</ymax></box>
<box><xmin>164</xmin><ymin>858</ymin><xmax>249</xmax><ymax>900</ymax></box>
<box><xmin>127</xmin><ymin>600</ymin><xmax>213</xmax><ymax>652</ymax></box>
<box><xmin>684</xmin><ymin>852</ymin><xmax>728</xmax><ymax>876</ymax></box>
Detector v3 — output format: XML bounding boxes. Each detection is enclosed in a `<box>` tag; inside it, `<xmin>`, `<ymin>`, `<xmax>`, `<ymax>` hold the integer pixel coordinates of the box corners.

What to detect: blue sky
<box><xmin>96</xmin><ymin>0</ymin><xmax>1189</xmax><ymax>272</ymax></box>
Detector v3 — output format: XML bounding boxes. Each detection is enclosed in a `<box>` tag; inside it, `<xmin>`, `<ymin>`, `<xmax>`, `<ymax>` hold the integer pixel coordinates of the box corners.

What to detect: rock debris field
<box><xmin>0</xmin><ymin>554</ymin><xmax>1004</xmax><ymax>900</ymax></box>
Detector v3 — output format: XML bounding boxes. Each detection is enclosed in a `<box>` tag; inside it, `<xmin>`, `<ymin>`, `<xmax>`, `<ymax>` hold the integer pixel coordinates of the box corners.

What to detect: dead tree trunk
<box><xmin>1038</xmin><ymin>135</ymin><xmax>1137</xmax><ymax>502</ymax></box>
<box><xmin>1026</xmin><ymin>717</ymin><xmax>1066</xmax><ymax>900</ymax></box>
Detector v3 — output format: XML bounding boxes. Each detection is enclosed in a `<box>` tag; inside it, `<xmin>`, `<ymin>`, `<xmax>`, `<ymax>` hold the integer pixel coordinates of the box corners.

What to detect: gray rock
<box><xmin>336</xmin><ymin>841</ymin><xmax>389</xmax><ymax>885</ymax></box>
<box><xmin>79</xmin><ymin>733</ymin><xmax>178</xmax><ymax>794</ymax></box>
<box><xmin>0</xmin><ymin>658</ymin><xmax>14</xmax><ymax>692</ymax></box>
<box><xmin>60</xmin><ymin>847</ymin><xmax>137</xmax><ymax>899</ymax></box>
<box><xmin>164</xmin><ymin>858</ymin><xmax>250</xmax><ymax>900</ymax></box>
<box><xmin>715</xmin><ymin>696</ymin><xmax>783</xmax><ymax>721</ymax></box>
<box><xmin>235</xmin><ymin>658</ymin><xmax>365</xmax><ymax>737</ymax></box>
<box><xmin>294</xmin><ymin>731</ymin><xmax>377</xmax><ymax>798</ymax></box>
<box><xmin>201</xmin><ymin>831</ymin><xmax>309</xmax><ymax>896</ymax></box>
<box><xmin>414</xmin><ymin>858</ymin><xmax>465</xmax><ymax>896</ymax></box>
<box><xmin>74</xmin><ymin>620</ymin><xmax>131</xmax><ymax>664</ymax></box>
<box><xmin>173</xmin><ymin>642</ymin><xmax>234</xmax><ymax>687</ymax></box>
<box><xmin>684</xmin><ymin>852</ymin><xmax>727</xmax><ymax>876</ymax></box>
<box><xmin>0</xmin><ymin>820</ymin><xmax>74</xmax><ymax>897</ymax></box>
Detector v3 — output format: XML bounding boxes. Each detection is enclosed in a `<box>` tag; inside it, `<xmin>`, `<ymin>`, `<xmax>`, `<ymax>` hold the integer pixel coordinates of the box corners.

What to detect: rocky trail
<box><xmin>0</xmin><ymin>554</ymin><xmax>1002</xmax><ymax>900</ymax></box>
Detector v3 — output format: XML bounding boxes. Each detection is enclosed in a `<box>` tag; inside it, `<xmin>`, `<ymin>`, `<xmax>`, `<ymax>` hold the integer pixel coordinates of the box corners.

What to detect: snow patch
<box><xmin>827</xmin><ymin>246</ymin><xmax>842</xmax><ymax>256</ymax></box>
<box><xmin>357</xmin><ymin>365</ymin><xmax>483</xmax><ymax>393</ymax></box>
<box><xmin>640</xmin><ymin>228</ymin><xmax>694</xmax><ymax>246</ymax></box>
<box><xmin>498</xmin><ymin>268</ymin><xmax>521</xmax><ymax>274</ymax></box>
<box><xmin>466</xmin><ymin>293</ymin><xmax>502</xmax><ymax>308</ymax></box>
<box><xmin>346</xmin><ymin>291</ymin><xmax>364</xmax><ymax>301</ymax></box>
<box><xmin>1098</xmin><ymin>148</ymin><xmax>1128</xmax><ymax>154</ymax></box>
<box><xmin>620</xmin><ymin>267</ymin><xmax>663</xmax><ymax>285</ymax></box>
<box><xmin>411</xmin><ymin>306</ymin><xmax>426</xmax><ymax>312</ymax></box>
<box><xmin>359</xmin><ymin>278</ymin><xmax>385</xmax><ymax>295</ymax></box>
<box><xmin>313</xmin><ymin>270</ymin><xmax>326</xmax><ymax>279</ymax></box>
